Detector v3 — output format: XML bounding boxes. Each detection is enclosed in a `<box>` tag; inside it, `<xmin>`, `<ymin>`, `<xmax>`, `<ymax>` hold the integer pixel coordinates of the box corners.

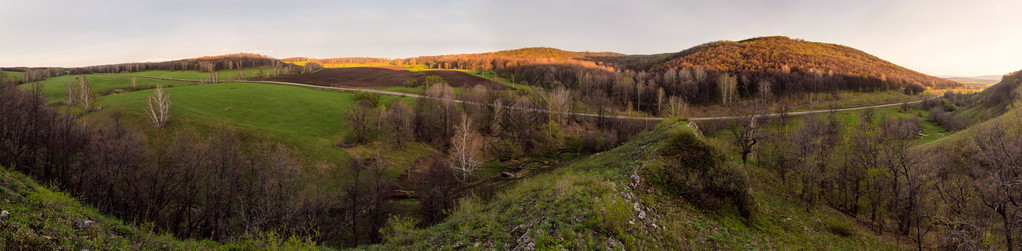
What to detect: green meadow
<box><xmin>18</xmin><ymin>74</ymin><xmax>194</xmax><ymax>102</ymax></box>
<box><xmin>89</xmin><ymin>82</ymin><xmax>417</xmax><ymax>165</ymax></box>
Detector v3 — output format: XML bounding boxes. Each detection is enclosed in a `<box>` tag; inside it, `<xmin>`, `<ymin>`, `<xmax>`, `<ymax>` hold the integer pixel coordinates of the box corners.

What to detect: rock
<box><xmin>387</xmin><ymin>190</ymin><xmax>413</xmax><ymax>199</ymax></box>
<box><xmin>1</xmin><ymin>210</ymin><xmax>8</xmax><ymax>218</ymax></box>
<box><xmin>79</xmin><ymin>220</ymin><xmax>94</xmax><ymax>230</ymax></box>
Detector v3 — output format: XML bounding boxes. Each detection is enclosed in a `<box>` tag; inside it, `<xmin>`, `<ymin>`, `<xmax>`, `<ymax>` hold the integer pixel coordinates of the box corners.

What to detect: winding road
<box><xmin>122</xmin><ymin>74</ymin><xmax>930</xmax><ymax>121</ymax></box>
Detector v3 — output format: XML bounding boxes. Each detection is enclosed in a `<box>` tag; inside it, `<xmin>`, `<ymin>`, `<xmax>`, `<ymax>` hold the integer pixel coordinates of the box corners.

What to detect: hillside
<box><xmin>484</xmin><ymin>47</ymin><xmax>623</xmax><ymax>60</ymax></box>
<box><xmin>591</xmin><ymin>36</ymin><xmax>961</xmax><ymax>89</ymax></box>
<box><xmin>0</xmin><ymin>166</ymin><xmax>219</xmax><ymax>249</ymax></box>
<box><xmin>930</xmin><ymin>69</ymin><xmax>1022</xmax><ymax>144</ymax></box>
<box><xmin>370</xmin><ymin>120</ymin><xmax>902</xmax><ymax>249</ymax></box>
<box><xmin>944</xmin><ymin>76</ymin><xmax>1000</xmax><ymax>86</ymax></box>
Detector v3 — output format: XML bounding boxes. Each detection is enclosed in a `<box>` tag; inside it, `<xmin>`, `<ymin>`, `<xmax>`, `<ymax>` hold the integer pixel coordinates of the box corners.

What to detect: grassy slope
<box><xmin>2</xmin><ymin>71</ymin><xmax>22</xmax><ymax>82</ymax></box>
<box><xmin>18</xmin><ymin>74</ymin><xmax>195</xmax><ymax>103</ymax></box>
<box><xmin>371</xmin><ymin>120</ymin><xmax>902</xmax><ymax>250</ymax></box>
<box><xmin>0</xmin><ymin>166</ymin><xmax>218</xmax><ymax>250</ymax></box>
<box><xmin>90</xmin><ymin>82</ymin><xmax>411</xmax><ymax>164</ymax></box>
<box><xmin>927</xmin><ymin>71</ymin><xmax>1022</xmax><ymax>146</ymax></box>
<box><xmin>925</xmin><ymin>96</ymin><xmax>1021</xmax><ymax>148</ymax></box>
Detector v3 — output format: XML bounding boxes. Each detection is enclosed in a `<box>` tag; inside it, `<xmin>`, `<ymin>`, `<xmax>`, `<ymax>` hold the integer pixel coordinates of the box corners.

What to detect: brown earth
<box><xmin>267</xmin><ymin>67</ymin><xmax>510</xmax><ymax>90</ymax></box>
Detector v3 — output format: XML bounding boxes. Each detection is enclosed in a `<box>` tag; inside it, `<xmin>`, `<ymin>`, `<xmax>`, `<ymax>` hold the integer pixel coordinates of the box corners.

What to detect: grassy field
<box><xmin>88</xmin><ymin>82</ymin><xmax>417</xmax><ymax>165</ymax></box>
<box><xmin>18</xmin><ymin>74</ymin><xmax>195</xmax><ymax>103</ymax></box>
<box><xmin>0</xmin><ymin>165</ymin><xmax>220</xmax><ymax>250</ymax></box>
<box><xmin>370</xmin><ymin>120</ymin><xmax>904</xmax><ymax>249</ymax></box>
<box><xmin>1</xmin><ymin>70</ymin><xmax>22</xmax><ymax>82</ymax></box>
<box><xmin>796</xmin><ymin>90</ymin><xmax>929</xmax><ymax>111</ymax></box>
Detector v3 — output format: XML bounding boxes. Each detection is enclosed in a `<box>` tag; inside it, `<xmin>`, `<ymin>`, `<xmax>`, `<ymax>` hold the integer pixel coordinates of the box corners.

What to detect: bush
<box><xmin>403</xmin><ymin>79</ymin><xmax>419</xmax><ymax>87</ymax></box>
<box><xmin>423</xmin><ymin>75</ymin><xmax>445</xmax><ymax>88</ymax></box>
<box><xmin>596</xmin><ymin>193</ymin><xmax>634</xmax><ymax>238</ymax></box>
<box><xmin>379</xmin><ymin>215</ymin><xmax>420</xmax><ymax>244</ymax></box>
<box><xmin>904</xmin><ymin>83</ymin><xmax>925</xmax><ymax>95</ymax></box>
<box><xmin>939</xmin><ymin>98</ymin><xmax>958</xmax><ymax>112</ymax></box>
<box><xmin>645</xmin><ymin>127</ymin><xmax>753</xmax><ymax>219</ymax></box>
<box><xmin>354</xmin><ymin>91</ymin><xmax>380</xmax><ymax>107</ymax></box>
<box><xmin>490</xmin><ymin>139</ymin><xmax>523</xmax><ymax>161</ymax></box>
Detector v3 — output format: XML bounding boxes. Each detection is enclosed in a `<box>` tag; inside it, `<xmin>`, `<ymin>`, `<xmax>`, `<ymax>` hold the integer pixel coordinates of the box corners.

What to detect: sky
<box><xmin>1</xmin><ymin>0</ymin><xmax>1021</xmax><ymax>76</ymax></box>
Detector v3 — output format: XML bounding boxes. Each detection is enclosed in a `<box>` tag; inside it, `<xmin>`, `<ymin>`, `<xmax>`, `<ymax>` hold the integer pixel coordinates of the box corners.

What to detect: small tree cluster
<box><xmin>64</xmin><ymin>75</ymin><xmax>97</xmax><ymax>111</ymax></box>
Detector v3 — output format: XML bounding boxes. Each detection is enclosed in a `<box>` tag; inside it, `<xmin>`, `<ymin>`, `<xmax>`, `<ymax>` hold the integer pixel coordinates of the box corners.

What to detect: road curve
<box><xmin>120</xmin><ymin>74</ymin><xmax>930</xmax><ymax>121</ymax></box>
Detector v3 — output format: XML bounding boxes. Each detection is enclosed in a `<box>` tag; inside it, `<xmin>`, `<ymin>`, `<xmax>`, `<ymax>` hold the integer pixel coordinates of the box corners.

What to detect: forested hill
<box><xmin>591</xmin><ymin>36</ymin><xmax>961</xmax><ymax>89</ymax></box>
<box><xmin>483</xmin><ymin>47</ymin><xmax>623</xmax><ymax>60</ymax></box>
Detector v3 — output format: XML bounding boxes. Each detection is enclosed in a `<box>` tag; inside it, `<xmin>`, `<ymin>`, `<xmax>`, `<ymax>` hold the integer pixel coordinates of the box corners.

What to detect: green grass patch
<box><xmin>462</xmin><ymin>70</ymin><xmax>535</xmax><ymax>91</ymax></box>
<box><xmin>1</xmin><ymin>70</ymin><xmax>22</xmax><ymax>82</ymax></box>
<box><xmin>796</xmin><ymin>90</ymin><xmax>927</xmax><ymax>111</ymax></box>
<box><xmin>88</xmin><ymin>82</ymin><xmax>413</xmax><ymax>165</ymax></box>
<box><xmin>17</xmin><ymin>74</ymin><xmax>194</xmax><ymax>103</ymax></box>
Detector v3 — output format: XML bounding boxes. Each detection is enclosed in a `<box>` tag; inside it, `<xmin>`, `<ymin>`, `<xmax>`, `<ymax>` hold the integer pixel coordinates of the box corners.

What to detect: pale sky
<box><xmin>1</xmin><ymin>0</ymin><xmax>1020</xmax><ymax>76</ymax></box>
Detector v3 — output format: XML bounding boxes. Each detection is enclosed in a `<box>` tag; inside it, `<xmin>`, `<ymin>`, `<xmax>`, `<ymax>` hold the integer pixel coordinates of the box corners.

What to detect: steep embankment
<box><xmin>371</xmin><ymin>120</ymin><xmax>902</xmax><ymax>249</ymax></box>
<box><xmin>928</xmin><ymin>70</ymin><xmax>1022</xmax><ymax>146</ymax></box>
<box><xmin>0</xmin><ymin>166</ymin><xmax>218</xmax><ymax>249</ymax></box>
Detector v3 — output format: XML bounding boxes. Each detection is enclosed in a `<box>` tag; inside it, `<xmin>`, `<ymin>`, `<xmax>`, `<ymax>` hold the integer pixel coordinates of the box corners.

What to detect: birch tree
<box><xmin>550</xmin><ymin>86</ymin><xmax>571</xmax><ymax>124</ymax></box>
<box><xmin>717</xmin><ymin>73</ymin><xmax>738</xmax><ymax>106</ymax></box>
<box><xmin>450</xmin><ymin>113</ymin><xmax>482</xmax><ymax>182</ymax></box>
<box><xmin>146</xmin><ymin>85</ymin><xmax>172</xmax><ymax>128</ymax></box>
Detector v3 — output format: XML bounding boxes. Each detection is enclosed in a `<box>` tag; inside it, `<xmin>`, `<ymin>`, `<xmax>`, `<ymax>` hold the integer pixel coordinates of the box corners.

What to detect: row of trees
<box><xmin>66</xmin><ymin>53</ymin><xmax>295</xmax><ymax>74</ymax></box>
<box><xmin>1</xmin><ymin>67</ymin><xmax>66</xmax><ymax>83</ymax></box>
<box><xmin>409</xmin><ymin>53</ymin><xmax>928</xmax><ymax>118</ymax></box>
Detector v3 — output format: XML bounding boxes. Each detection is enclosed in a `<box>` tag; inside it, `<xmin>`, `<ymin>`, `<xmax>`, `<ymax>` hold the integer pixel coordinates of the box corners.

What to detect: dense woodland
<box><xmin>402</xmin><ymin>38</ymin><xmax>958</xmax><ymax>117</ymax></box>
<box><xmin>282</xmin><ymin>57</ymin><xmax>390</xmax><ymax>65</ymax></box>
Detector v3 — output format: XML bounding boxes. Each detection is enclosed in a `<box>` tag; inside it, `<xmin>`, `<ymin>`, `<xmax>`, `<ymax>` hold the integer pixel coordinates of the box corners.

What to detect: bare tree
<box><xmin>693</xmin><ymin>67</ymin><xmax>707</xmax><ymax>82</ymax></box>
<box><xmin>76</xmin><ymin>75</ymin><xmax>96</xmax><ymax>111</ymax></box>
<box><xmin>971</xmin><ymin>122</ymin><xmax>1022</xmax><ymax>250</ymax></box>
<box><xmin>346</xmin><ymin>100</ymin><xmax>376</xmax><ymax>144</ymax></box>
<box><xmin>490</xmin><ymin>98</ymin><xmax>504</xmax><ymax>136</ymax></box>
<box><xmin>426</xmin><ymin>82</ymin><xmax>457</xmax><ymax>135</ymax></box>
<box><xmin>382</xmin><ymin>102</ymin><xmax>413</xmax><ymax>147</ymax></box>
<box><xmin>64</xmin><ymin>81</ymin><xmax>78</xmax><ymax>105</ymax></box>
<box><xmin>717</xmin><ymin>73</ymin><xmax>738</xmax><ymax>105</ymax></box>
<box><xmin>664</xmin><ymin>96</ymin><xmax>689</xmax><ymax>118</ymax></box>
<box><xmin>146</xmin><ymin>85</ymin><xmax>173</xmax><ymax>128</ymax></box>
<box><xmin>757</xmin><ymin>80</ymin><xmax>772</xmax><ymax>104</ymax></box>
<box><xmin>656</xmin><ymin>87</ymin><xmax>666</xmax><ymax>116</ymax></box>
<box><xmin>726</xmin><ymin>106</ymin><xmax>761</xmax><ymax>167</ymax></box>
<box><xmin>550</xmin><ymin>86</ymin><xmax>571</xmax><ymax>124</ymax></box>
<box><xmin>789</xmin><ymin>113</ymin><xmax>840</xmax><ymax>211</ymax></box>
<box><xmin>450</xmin><ymin>113</ymin><xmax>482</xmax><ymax>182</ymax></box>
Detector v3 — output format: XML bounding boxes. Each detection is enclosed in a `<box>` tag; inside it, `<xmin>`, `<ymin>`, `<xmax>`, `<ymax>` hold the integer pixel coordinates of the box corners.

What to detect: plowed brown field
<box><xmin>267</xmin><ymin>67</ymin><xmax>510</xmax><ymax>90</ymax></box>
